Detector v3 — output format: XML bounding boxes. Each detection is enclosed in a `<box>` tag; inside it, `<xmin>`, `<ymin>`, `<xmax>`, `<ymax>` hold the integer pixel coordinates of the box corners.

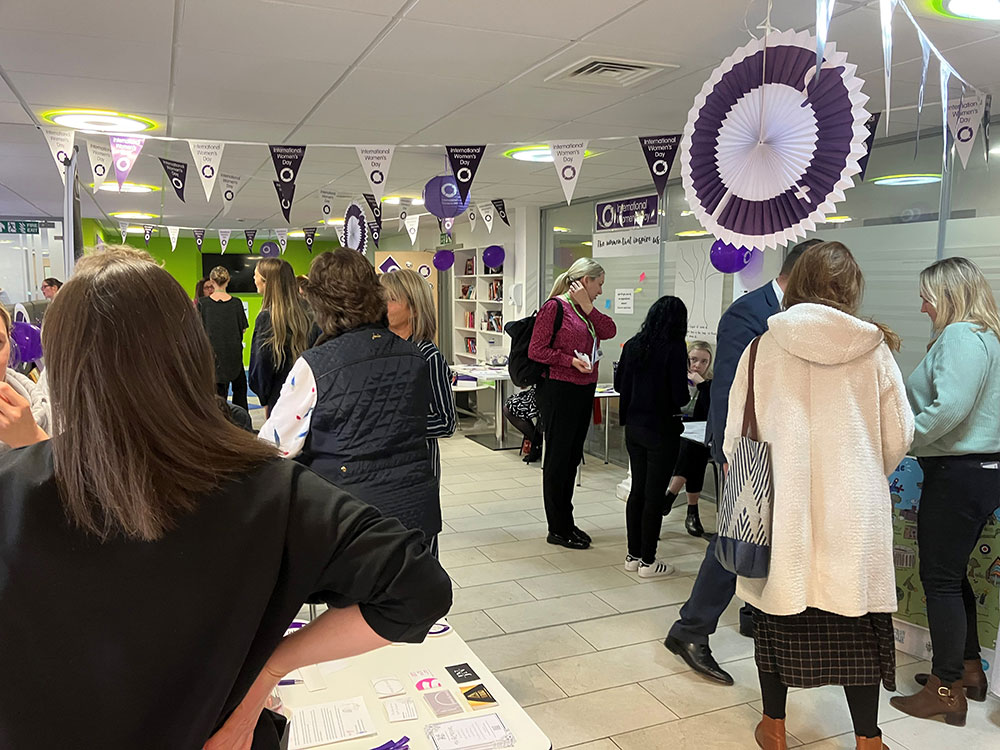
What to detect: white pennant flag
<box><xmin>949</xmin><ymin>93</ymin><xmax>987</xmax><ymax>169</ymax></box>
<box><xmin>549</xmin><ymin>140</ymin><xmax>588</xmax><ymax>205</ymax></box>
<box><xmin>188</xmin><ymin>140</ymin><xmax>225</xmax><ymax>202</ymax></box>
<box><xmin>879</xmin><ymin>0</ymin><xmax>899</xmax><ymax>135</ymax></box>
<box><xmin>86</xmin><ymin>139</ymin><xmax>113</xmax><ymax>193</ymax></box>
<box><xmin>356</xmin><ymin>145</ymin><xmax>394</xmax><ymax>203</ymax></box>
<box><xmin>42</xmin><ymin>127</ymin><xmax>75</xmax><ymax>186</ymax></box>
<box><xmin>119</xmin><ymin>221</ymin><xmax>129</xmax><ymax>243</ymax></box>
<box><xmin>275</xmin><ymin>227</ymin><xmax>288</xmax><ymax>254</ymax></box>
<box><xmin>167</xmin><ymin>226</ymin><xmax>180</xmax><ymax>252</ymax></box>
<box><xmin>218</xmin><ymin>228</ymin><xmax>231</xmax><ymax>254</ymax></box>
<box><xmin>478</xmin><ymin>202</ymin><xmax>495</xmax><ymax>234</ymax></box>
<box><xmin>404</xmin><ymin>215</ymin><xmax>420</xmax><ymax>246</ymax></box>
<box><xmin>468</xmin><ymin>207</ymin><xmax>478</xmax><ymax>234</ymax></box>
<box><xmin>320</xmin><ymin>188</ymin><xmax>338</xmax><ymax>222</ymax></box>
<box><xmin>220</xmin><ymin>173</ymin><xmax>242</xmax><ymax>216</ymax></box>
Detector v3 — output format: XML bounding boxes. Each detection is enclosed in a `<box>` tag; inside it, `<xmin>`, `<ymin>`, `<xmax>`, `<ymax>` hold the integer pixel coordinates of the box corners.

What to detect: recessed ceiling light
<box><xmin>41</xmin><ymin>109</ymin><xmax>157</xmax><ymax>133</ymax></box>
<box><xmin>288</xmin><ymin>230</ymin><xmax>305</xmax><ymax>238</ymax></box>
<box><xmin>680</xmin><ymin>210</ymin><xmax>695</xmax><ymax>217</ymax></box>
<box><xmin>582</xmin><ymin>241</ymin><xmax>593</xmax><ymax>246</ymax></box>
<box><xmin>503</xmin><ymin>145</ymin><xmax>594</xmax><ymax>163</ymax></box>
<box><xmin>936</xmin><ymin>0</ymin><xmax>1000</xmax><ymax>20</ymax></box>
<box><xmin>93</xmin><ymin>181</ymin><xmax>160</xmax><ymax>193</ymax></box>
<box><xmin>553</xmin><ymin>226</ymin><xmax>571</xmax><ymax>233</ymax></box>
<box><xmin>109</xmin><ymin>211</ymin><xmax>155</xmax><ymax>220</ymax></box>
<box><xmin>382</xmin><ymin>196</ymin><xmax>424</xmax><ymax>206</ymax></box>
<box><xmin>676</xmin><ymin>229</ymin><xmax>711</xmax><ymax>237</ymax></box>
<box><xmin>824</xmin><ymin>215</ymin><xmax>853</xmax><ymax>223</ymax></box>
<box><xmin>871</xmin><ymin>173</ymin><xmax>942</xmax><ymax>186</ymax></box>
<box><xmin>125</xmin><ymin>226</ymin><xmax>145</xmax><ymax>235</ymax></box>
<box><xmin>323</xmin><ymin>218</ymin><xmax>345</xmax><ymax>226</ymax></box>
<box><xmin>0</xmin><ymin>240</ymin><xmax>12</xmax><ymax>244</ymax></box>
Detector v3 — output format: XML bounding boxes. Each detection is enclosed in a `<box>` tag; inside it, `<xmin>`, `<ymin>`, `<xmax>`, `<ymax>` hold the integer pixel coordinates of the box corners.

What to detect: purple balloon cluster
<box><xmin>10</xmin><ymin>321</ymin><xmax>43</xmax><ymax>364</ymax></box>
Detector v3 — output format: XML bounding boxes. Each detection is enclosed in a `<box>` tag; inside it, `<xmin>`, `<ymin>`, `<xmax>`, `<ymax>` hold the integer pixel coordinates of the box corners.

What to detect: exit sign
<box><xmin>0</xmin><ymin>220</ymin><xmax>40</xmax><ymax>234</ymax></box>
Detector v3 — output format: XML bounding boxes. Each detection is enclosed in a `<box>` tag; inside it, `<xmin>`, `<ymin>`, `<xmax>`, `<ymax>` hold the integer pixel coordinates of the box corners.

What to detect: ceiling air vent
<box><xmin>544</xmin><ymin>56</ymin><xmax>678</xmax><ymax>88</ymax></box>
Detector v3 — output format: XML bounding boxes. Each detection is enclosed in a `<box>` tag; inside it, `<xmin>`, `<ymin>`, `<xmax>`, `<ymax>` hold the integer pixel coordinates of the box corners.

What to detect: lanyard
<box><xmin>563</xmin><ymin>294</ymin><xmax>596</xmax><ymax>342</ymax></box>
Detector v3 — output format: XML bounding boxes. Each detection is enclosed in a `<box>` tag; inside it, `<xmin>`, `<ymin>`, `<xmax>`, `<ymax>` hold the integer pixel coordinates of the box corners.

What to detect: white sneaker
<box><xmin>638</xmin><ymin>559</ymin><xmax>674</xmax><ymax>578</ymax></box>
<box><xmin>624</xmin><ymin>555</ymin><xmax>641</xmax><ymax>572</ymax></box>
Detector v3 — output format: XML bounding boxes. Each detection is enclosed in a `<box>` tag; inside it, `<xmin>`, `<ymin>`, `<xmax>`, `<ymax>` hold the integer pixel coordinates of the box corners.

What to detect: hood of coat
<box><xmin>766</xmin><ymin>303</ymin><xmax>885</xmax><ymax>366</ymax></box>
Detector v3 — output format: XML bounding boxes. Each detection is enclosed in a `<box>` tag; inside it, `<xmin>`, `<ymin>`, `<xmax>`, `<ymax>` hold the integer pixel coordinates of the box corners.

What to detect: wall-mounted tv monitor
<box><xmin>201</xmin><ymin>254</ymin><xmax>261</xmax><ymax>294</ymax></box>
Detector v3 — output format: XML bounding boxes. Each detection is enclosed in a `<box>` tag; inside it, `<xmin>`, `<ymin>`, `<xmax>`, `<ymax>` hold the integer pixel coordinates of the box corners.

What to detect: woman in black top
<box><xmin>0</xmin><ymin>247</ymin><xmax>451</xmax><ymax>750</ymax></box>
<box><xmin>198</xmin><ymin>266</ymin><xmax>249</xmax><ymax>411</ymax></box>
<box><xmin>250</xmin><ymin>258</ymin><xmax>311</xmax><ymax>416</ymax></box>
<box><xmin>665</xmin><ymin>341</ymin><xmax>714</xmax><ymax>536</ymax></box>
<box><xmin>614</xmin><ymin>296</ymin><xmax>690</xmax><ymax>578</ymax></box>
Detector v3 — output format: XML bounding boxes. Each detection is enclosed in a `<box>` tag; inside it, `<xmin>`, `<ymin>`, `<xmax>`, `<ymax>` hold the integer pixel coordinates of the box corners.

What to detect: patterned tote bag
<box><xmin>715</xmin><ymin>336</ymin><xmax>773</xmax><ymax>579</ymax></box>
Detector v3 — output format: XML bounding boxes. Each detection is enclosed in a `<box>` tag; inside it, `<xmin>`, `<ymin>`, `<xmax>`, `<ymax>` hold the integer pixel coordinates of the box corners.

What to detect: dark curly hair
<box><xmin>302</xmin><ymin>249</ymin><xmax>386</xmax><ymax>338</ymax></box>
<box><xmin>632</xmin><ymin>295</ymin><xmax>688</xmax><ymax>364</ymax></box>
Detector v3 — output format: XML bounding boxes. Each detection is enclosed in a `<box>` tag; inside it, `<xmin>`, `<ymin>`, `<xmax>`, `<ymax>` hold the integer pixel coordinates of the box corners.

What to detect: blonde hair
<box><xmin>258</xmin><ymin>258</ymin><xmax>311</xmax><ymax>369</ymax></box>
<box><xmin>0</xmin><ymin>303</ymin><xmax>10</xmax><ymax>334</ymax></box>
<box><xmin>920</xmin><ymin>257</ymin><xmax>1000</xmax><ymax>341</ymax></box>
<box><xmin>687</xmin><ymin>340</ymin><xmax>714</xmax><ymax>380</ymax></box>
<box><xmin>209</xmin><ymin>266</ymin><xmax>230</xmax><ymax>286</ymax></box>
<box><xmin>549</xmin><ymin>257</ymin><xmax>605</xmax><ymax>298</ymax></box>
<box><xmin>380</xmin><ymin>269</ymin><xmax>437</xmax><ymax>342</ymax></box>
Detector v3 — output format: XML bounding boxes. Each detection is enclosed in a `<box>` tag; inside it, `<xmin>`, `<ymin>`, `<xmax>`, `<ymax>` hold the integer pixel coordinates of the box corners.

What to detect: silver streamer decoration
<box><xmin>815</xmin><ymin>0</ymin><xmax>836</xmax><ymax>87</ymax></box>
<box><xmin>879</xmin><ymin>0</ymin><xmax>898</xmax><ymax>136</ymax></box>
<box><xmin>940</xmin><ymin>60</ymin><xmax>952</xmax><ymax>171</ymax></box>
<box><xmin>914</xmin><ymin>29</ymin><xmax>932</xmax><ymax>156</ymax></box>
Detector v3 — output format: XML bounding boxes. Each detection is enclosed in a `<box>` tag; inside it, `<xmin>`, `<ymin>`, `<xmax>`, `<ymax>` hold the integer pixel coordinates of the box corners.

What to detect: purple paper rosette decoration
<box><xmin>423</xmin><ymin>175</ymin><xmax>471</xmax><ymax>219</ymax></box>
<box><xmin>680</xmin><ymin>29</ymin><xmax>870</xmax><ymax>250</ymax></box>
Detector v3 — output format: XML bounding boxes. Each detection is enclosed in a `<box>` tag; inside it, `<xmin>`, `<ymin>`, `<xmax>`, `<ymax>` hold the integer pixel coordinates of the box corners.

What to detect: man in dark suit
<box><xmin>663</xmin><ymin>238</ymin><xmax>821</xmax><ymax>685</ymax></box>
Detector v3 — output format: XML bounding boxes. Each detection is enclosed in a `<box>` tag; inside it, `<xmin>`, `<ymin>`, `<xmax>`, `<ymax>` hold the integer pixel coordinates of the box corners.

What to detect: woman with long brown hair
<box><xmin>723</xmin><ymin>242</ymin><xmax>913</xmax><ymax>750</ymax></box>
<box><xmin>0</xmin><ymin>246</ymin><xmax>451</xmax><ymax>750</ymax></box>
<box><xmin>250</xmin><ymin>257</ymin><xmax>311</xmax><ymax>415</ymax></box>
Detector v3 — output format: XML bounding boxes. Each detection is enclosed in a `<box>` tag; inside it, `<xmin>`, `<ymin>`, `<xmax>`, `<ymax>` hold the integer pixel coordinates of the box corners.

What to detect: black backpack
<box><xmin>504</xmin><ymin>299</ymin><xmax>564</xmax><ymax>387</ymax></box>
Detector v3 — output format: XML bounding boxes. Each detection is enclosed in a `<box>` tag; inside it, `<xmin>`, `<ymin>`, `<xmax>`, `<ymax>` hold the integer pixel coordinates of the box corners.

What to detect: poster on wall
<box><xmin>674</xmin><ymin>238</ymin><xmax>724</xmax><ymax>342</ymax></box>
<box><xmin>614</xmin><ymin>288</ymin><xmax>634</xmax><ymax>315</ymax></box>
<box><xmin>591</xmin><ymin>225</ymin><xmax>660</xmax><ymax>258</ymax></box>
<box><xmin>594</xmin><ymin>195</ymin><xmax>659</xmax><ymax>232</ymax></box>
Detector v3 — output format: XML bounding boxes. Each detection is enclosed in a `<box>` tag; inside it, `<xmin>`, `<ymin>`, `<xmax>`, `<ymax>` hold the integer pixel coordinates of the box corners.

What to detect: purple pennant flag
<box><xmin>984</xmin><ymin>94</ymin><xmax>992</xmax><ymax>166</ymax></box>
<box><xmin>858</xmin><ymin>112</ymin><xmax>882</xmax><ymax>182</ymax></box>
<box><xmin>273</xmin><ymin>181</ymin><xmax>295</xmax><ymax>223</ymax></box>
<box><xmin>245</xmin><ymin>229</ymin><xmax>257</xmax><ymax>251</ymax></box>
<box><xmin>368</xmin><ymin>220</ymin><xmax>381</xmax><ymax>248</ymax></box>
<box><xmin>269</xmin><ymin>145</ymin><xmax>306</xmax><ymax>185</ymax></box>
<box><xmin>192</xmin><ymin>228</ymin><xmax>205</xmax><ymax>252</ymax></box>
<box><xmin>142</xmin><ymin>224</ymin><xmax>154</xmax><ymax>246</ymax></box>
<box><xmin>109</xmin><ymin>135</ymin><xmax>145</xmax><ymax>189</ymax></box>
<box><xmin>303</xmin><ymin>226</ymin><xmax>317</xmax><ymax>252</ymax></box>
<box><xmin>446</xmin><ymin>145</ymin><xmax>486</xmax><ymax>205</ymax></box>
<box><xmin>159</xmin><ymin>158</ymin><xmax>188</xmax><ymax>202</ymax></box>
<box><xmin>491</xmin><ymin>199</ymin><xmax>510</xmax><ymax>227</ymax></box>
<box><xmin>363</xmin><ymin>193</ymin><xmax>382</xmax><ymax>231</ymax></box>
<box><xmin>637</xmin><ymin>134</ymin><xmax>681</xmax><ymax>197</ymax></box>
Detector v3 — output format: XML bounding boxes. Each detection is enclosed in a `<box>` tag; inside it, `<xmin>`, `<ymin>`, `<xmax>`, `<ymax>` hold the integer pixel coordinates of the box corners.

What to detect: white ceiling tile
<box><xmin>9</xmin><ymin>72</ymin><xmax>168</xmax><ymax>119</ymax></box>
<box><xmin>173</xmin><ymin>48</ymin><xmax>349</xmax><ymax>96</ymax></box>
<box><xmin>0</xmin><ymin>0</ymin><xmax>175</xmax><ymax>40</ymax></box>
<box><xmin>411</xmin><ymin>113</ymin><xmax>567</xmax><ymax>143</ymax></box>
<box><xmin>171</xmin><ymin>87</ymin><xmax>316</xmax><ymax>124</ymax></box>
<box><xmin>406</xmin><ymin>0</ymin><xmax>640</xmax><ymax>39</ymax></box>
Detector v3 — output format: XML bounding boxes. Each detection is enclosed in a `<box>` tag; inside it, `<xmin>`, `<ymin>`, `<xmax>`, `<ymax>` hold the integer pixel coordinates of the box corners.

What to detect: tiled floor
<box><xmin>435</xmin><ymin>435</ymin><xmax>1000</xmax><ymax>750</ymax></box>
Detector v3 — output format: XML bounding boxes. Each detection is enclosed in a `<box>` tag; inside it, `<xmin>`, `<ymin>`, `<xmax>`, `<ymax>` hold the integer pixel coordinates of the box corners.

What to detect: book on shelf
<box><xmin>464</xmin><ymin>258</ymin><xmax>475</xmax><ymax>276</ymax></box>
<box><xmin>484</xmin><ymin>310</ymin><xmax>503</xmax><ymax>333</ymax></box>
<box><xmin>464</xmin><ymin>310</ymin><xmax>475</xmax><ymax>328</ymax></box>
<box><xmin>483</xmin><ymin>263</ymin><xmax>503</xmax><ymax>276</ymax></box>
<box><xmin>488</xmin><ymin>279</ymin><xmax>503</xmax><ymax>301</ymax></box>
<box><xmin>459</xmin><ymin>284</ymin><xmax>475</xmax><ymax>300</ymax></box>
<box><xmin>465</xmin><ymin>337</ymin><xmax>477</xmax><ymax>354</ymax></box>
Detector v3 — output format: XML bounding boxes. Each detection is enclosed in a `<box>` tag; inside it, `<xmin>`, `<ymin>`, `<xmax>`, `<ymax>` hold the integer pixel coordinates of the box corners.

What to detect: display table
<box><xmin>279</xmin><ymin>622</ymin><xmax>551</xmax><ymax>750</ymax></box>
<box><xmin>451</xmin><ymin>365</ymin><xmax>520</xmax><ymax>451</ymax></box>
<box><xmin>594</xmin><ymin>386</ymin><xmax>619</xmax><ymax>464</ymax></box>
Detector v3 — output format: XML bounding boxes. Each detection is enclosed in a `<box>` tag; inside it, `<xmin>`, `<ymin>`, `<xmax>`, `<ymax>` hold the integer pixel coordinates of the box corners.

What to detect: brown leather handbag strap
<box><xmin>741</xmin><ymin>336</ymin><xmax>762</xmax><ymax>441</ymax></box>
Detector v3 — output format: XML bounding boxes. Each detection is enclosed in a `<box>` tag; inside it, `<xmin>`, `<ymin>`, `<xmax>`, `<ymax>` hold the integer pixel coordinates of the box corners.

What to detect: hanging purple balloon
<box><xmin>740</xmin><ymin>247</ymin><xmax>765</xmax><ymax>277</ymax></box>
<box><xmin>709</xmin><ymin>239</ymin><xmax>754</xmax><ymax>273</ymax></box>
<box><xmin>423</xmin><ymin>175</ymin><xmax>471</xmax><ymax>219</ymax></box>
<box><xmin>482</xmin><ymin>244</ymin><xmax>505</xmax><ymax>269</ymax></box>
<box><xmin>433</xmin><ymin>249</ymin><xmax>455</xmax><ymax>271</ymax></box>
<box><xmin>10</xmin><ymin>321</ymin><xmax>43</xmax><ymax>364</ymax></box>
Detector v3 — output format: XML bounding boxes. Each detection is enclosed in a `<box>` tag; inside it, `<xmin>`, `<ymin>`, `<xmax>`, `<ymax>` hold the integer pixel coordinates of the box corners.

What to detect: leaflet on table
<box><xmin>288</xmin><ymin>697</ymin><xmax>375</xmax><ymax>749</ymax></box>
<box><xmin>425</xmin><ymin>713</ymin><xmax>515</xmax><ymax>750</ymax></box>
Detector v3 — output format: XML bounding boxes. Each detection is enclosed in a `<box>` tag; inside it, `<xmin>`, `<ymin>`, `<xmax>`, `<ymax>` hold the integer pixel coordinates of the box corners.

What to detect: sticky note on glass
<box><xmin>639</xmin><ymin>272</ymin><xmax>646</xmax><ymax>282</ymax></box>
<box><xmin>604</xmin><ymin>299</ymin><xmax>611</xmax><ymax>309</ymax></box>
<box><xmin>634</xmin><ymin>287</ymin><xmax>643</xmax><ymax>293</ymax></box>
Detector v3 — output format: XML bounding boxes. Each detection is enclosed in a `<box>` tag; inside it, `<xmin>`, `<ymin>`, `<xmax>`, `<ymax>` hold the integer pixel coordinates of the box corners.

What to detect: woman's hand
<box><xmin>569</xmin><ymin>281</ymin><xmax>594</xmax><ymax>315</ymax></box>
<box><xmin>571</xmin><ymin>356</ymin><xmax>593</xmax><ymax>374</ymax></box>
<box><xmin>203</xmin><ymin>664</ymin><xmax>283</xmax><ymax>750</ymax></box>
<box><xmin>0</xmin><ymin>382</ymin><xmax>47</xmax><ymax>448</ymax></box>
<box><xmin>689</xmin><ymin>371</ymin><xmax>705</xmax><ymax>386</ymax></box>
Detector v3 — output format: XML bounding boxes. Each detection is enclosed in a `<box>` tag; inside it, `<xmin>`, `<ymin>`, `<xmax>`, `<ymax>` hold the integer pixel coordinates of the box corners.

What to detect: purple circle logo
<box><xmin>958</xmin><ymin>126</ymin><xmax>974</xmax><ymax>143</ymax></box>
<box><xmin>202</xmin><ymin>165</ymin><xmax>215</xmax><ymax>178</ymax></box>
<box><xmin>116</xmin><ymin>156</ymin><xmax>131</xmax><ymax>170</ymax></box>
<box><xmin>441</xmin><ymin>182</ymin><xmax>458</xmax><ymax>199</ymax></box>
<box><xmin>652</xmin><ymin>158</ymin><xmax>668</xmax><ymax>176</ymax></box>
<box><xmin>224</xmin><ymin>189</ymin><xmax>234</xmax><ymax>201</ymax></box>
<box><xmin>456</xmin><ymin>167</ymin><xmax>472</xmax><ymax>182</ymax></box>
<box><xmin>370</xmin><ymin>169</ymin><xmax>384</xmax><ymax>184</ymax></box>
<box><xmin>279</xmin><ymin>167</ymin><xmax>294</xmax><ymax>182</ymax></box>
<box><xmin>94</xmin><ymin>164</ymin><xmax>106</xmax><ymax>176</ymax></box>
<box><xmin>172</xmin><ymin>177</ymin><xmax>183</xmax><ymax>189</ymax></box>
<box><xmin>561</xmin><ymin>165</ymin><xmax>576</xmax><ymax>180</ymax></box>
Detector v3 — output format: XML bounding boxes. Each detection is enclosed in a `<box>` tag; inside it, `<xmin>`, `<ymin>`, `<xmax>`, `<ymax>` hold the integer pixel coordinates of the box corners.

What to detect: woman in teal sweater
<box><xmin>892</xmin><ymin>257</ymin><xmax>1000</xmax><ymax>727</ymax></box>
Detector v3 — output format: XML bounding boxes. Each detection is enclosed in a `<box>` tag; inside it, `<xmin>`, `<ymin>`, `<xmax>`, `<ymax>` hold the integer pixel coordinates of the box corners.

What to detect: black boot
<box><xmin>685</xmin><ymin>505</ymin><xmax>704</xmax><ymax>537</ymax></box>
<box><xmin>662</xmin><ymin>491</ymin><xmax>679</xmax><ymax>517</ymax></box>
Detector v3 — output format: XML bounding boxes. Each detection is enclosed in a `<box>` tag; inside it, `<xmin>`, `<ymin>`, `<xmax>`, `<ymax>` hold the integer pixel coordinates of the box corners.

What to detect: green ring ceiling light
<box><xmin>503</xmin><ymin>145</ymin><xmax>595</xmax><ymax>162</ymax></box>
<box><xmin>41</xmin><ymin>109</ymin><xmax>158</xmax><ymax>133</ymax></box>
<box><xmin>871</xmin><ymin>173</ymin><xmax>942</xmax><ymax>186</ymax></box>
<box><xmin>931</xmin><ymin>0</ymin><xmax>1000</xmax><ymax>19</ymax></box>
<box><xmin>109</xmin><ymin>211</ymin><xmax>156</xmax><ymax>220</ymax></box>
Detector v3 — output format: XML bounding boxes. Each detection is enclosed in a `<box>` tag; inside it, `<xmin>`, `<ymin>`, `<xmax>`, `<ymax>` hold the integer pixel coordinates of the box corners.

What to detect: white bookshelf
<box><xmin>451</xmin><ymin>246</ymin><xmax>508</xmax><ymax>365</ymax></box>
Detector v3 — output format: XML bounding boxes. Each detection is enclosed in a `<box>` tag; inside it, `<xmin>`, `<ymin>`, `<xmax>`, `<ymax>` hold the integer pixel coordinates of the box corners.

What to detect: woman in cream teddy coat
<box><xmin>723</xmin><ymin>242</ymin><xmax>913</xmax><ymax>750</ymax></box>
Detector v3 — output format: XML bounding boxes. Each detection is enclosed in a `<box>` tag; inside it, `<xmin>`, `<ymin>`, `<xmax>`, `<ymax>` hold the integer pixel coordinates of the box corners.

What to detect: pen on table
<box><xmin>277</xmin><ymin>678</ymin><xmax>304</xmax><ymax>686</ymax></box>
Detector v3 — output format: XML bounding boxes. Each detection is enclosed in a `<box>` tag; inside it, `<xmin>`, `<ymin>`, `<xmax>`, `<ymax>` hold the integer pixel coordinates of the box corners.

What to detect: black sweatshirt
<box><xmin>614</xmin><ymin>337</ymin><xmax>690</xmax><ymax>441</ymax></box>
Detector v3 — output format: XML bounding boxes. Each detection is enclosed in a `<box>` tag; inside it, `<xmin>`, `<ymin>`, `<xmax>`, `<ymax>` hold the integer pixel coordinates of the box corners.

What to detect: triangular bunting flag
<box><xmin>363</xmin><ymin>193</ymin><xmax>382</xmax><ymax>231</ymax></box>
<box><xmin>549</xmin><ymin>140</ymin><xmax>587</xmax><ymax>205</ymax></box>
<box><xmin>356</xmin><ymin>145</ymin><xmax>394</xmax><ymax>203</ymax></box>
<box><xmin>167</xmin><ymin>225</ymin><xmax>179</xmax><ymax>252</ymax></box>
<box><xmin>478</xmin><ymin>202</ymin><xmax>495</xmax><ymax>234</ymax></box>
<box><xmin>193</xmin><ymin>228</ymin><xmax>205</xmax><ymax>252</ymax></box>
<box><xmin>637</xmin><ymin>135</ymin><xmax>681</xmax><ymax>197</ymax></box>
<box><xmin>398</xmin><ymin>207</ymin><xmax>408</xmax><ymax>232</ymax></box>
<box><xmin>468</xmin><ymin>207</ymin><xmax>477</xmax><ymax>234</ymax></box>
<box><xmin>984</xmin><ymin>94</ymin><xmax>993</xmax><ymax>166</ymax></box>
<box><xmin>159</xmin><ymin>158</ymin><xmax>188</xmax><ymax>202</ymax></box>
<box><xmin>270</xmin><ymin>145</ymin><xmax>306</xmax><ymax>185</ymax></box>
<box><xmin>42</xmin><ymin>127</ymin><xmax>74</xmax><ymax>186</ymax></box>
<box><xmin>491</xmin><ymin>199</ymin><xmax>510</xmax><ymax>227</ymax></box>
<box><xmin>368</xmin><ymin>221</ymin><xmax>381</xmax><ymax>248</ymax></box>
<box><xmin>446</xmin><ymin>145</ymin><xmax>486</xmax><ymax>205</ymax></box>
<box><xmin>443</xmin><ymin>217</ymin><xmax>454</xmax><ymax>239</ymax></box>
<box><xmin>188</xmin><ymin>140</ymin><xmax>225</xmax><ymax>202</ymax></box>
<box><xmin>404</xmin><ymin>215</ymin><xmax>419</xmax><ymax>246</ymax></box>
<box><xmin>273</xmin><ymin>181</ymin><xmax>295</xmax><ymax>222</ymax></box>
<box><xmin>245</xmin><ymin>229</ymin><xmax>257</xmax><ymax>251</ymax></box>
<box><xmin>220</xmin><ymin>173</ymin><xmax>241</xmax><ymax>216</ymax></box>
<box><xmin>303</xmin><ymin>227</ymin><xmax>317</xmax><ymax>253</ymax></box>
<box><xmin>275</xmin><ymin>227</ymin><xmax>288</xmax><ymax>254</ymax></box>
<box><xmin>119</xmin><ymin>221</ymin><xmax>129</xmax><ymax>243</ymax></box>
<box><xmin>320</xmin><ymin>189</ymin><xmax>338</xmax><ymax>221</ymax></box>
<box><xmin>109</xmin><ymin>135</ymin><xmax>145</xmax><ymax>189</ymax></box>
<box><xmin>858</xmin><ymin>112</ymin><xmax>882</xmax><ymax>182</ymax></box>
<box><xmin>218</xmin><ymin>228</ymin><xmax>231</xmax><ymax>254</ymax></box>
<box><xmin>949</xmin><ymin>92</ymin><xmax>987</xmax><ymax>169</ymax></box>
<box><xmin>86</xmin><ymin>140</ymin><xmax>113</xmax><ymax>193</ymax></box>
<box><xmin>142</xmin><ymin>224</ymin><xmax>154</xmax><ymax>246</ymax></box>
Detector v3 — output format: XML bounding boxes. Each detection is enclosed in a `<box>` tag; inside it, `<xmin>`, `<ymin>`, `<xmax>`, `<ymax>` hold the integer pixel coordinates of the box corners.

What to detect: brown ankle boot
<box><xmin>754</xmin><ymin>716</ymin><xmax>788</xmax><ymax>750</ymax></box>
<box><xmin>890</xmin><ymin>674</ymin><xmax>967</xmax><ymax>726</ymax></box>
<box><xmin>855</xmin><ymin>735</ymin><xmax>889</xmax><ymax>749</ymax></box>
<box><xmin>914</xmin><ymin>659</ymin><xmax>988</xmax><ymax>702</ymax></box>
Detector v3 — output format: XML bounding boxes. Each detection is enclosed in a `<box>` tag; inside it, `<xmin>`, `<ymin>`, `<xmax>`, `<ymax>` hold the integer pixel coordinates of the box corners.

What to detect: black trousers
<box><xmin>918</xmin><ymin>453</ymin><xmax>1000</xmax><ymax>683</ymax></box>
<box><xmin>538</xmin><ymin>378</ymin><xmax>596</xmax><ymax>536</ymax></box>
<box><xmin>217</xmin><ymin>368</ymin><xmax>249</xmax><ymax>413</ymax></box>
<box><xmin>759</xmin><ymin>672</ymin><xmax>880</xmax><ymax>738</ymax></box>
<box><xmin>625</xmin><ymin>426</ymin><xmax>681</xmax><ymax>563</ymax></box>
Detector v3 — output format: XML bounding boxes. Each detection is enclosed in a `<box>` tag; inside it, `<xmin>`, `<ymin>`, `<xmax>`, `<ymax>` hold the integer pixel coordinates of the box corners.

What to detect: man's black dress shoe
<box><xmin>570</xmin><ymin>526</ymin><xmax>592</xmax><ymax>544</ymax></box>
<box><xmin>663</xmin><ymin>635</ymin><xmax>734</xmax><ymax>685</ymax></box>
<box><xmin>547</xmin><ymin>532</ymin><xmax>589</xmax><ymax>550</ymax></box>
